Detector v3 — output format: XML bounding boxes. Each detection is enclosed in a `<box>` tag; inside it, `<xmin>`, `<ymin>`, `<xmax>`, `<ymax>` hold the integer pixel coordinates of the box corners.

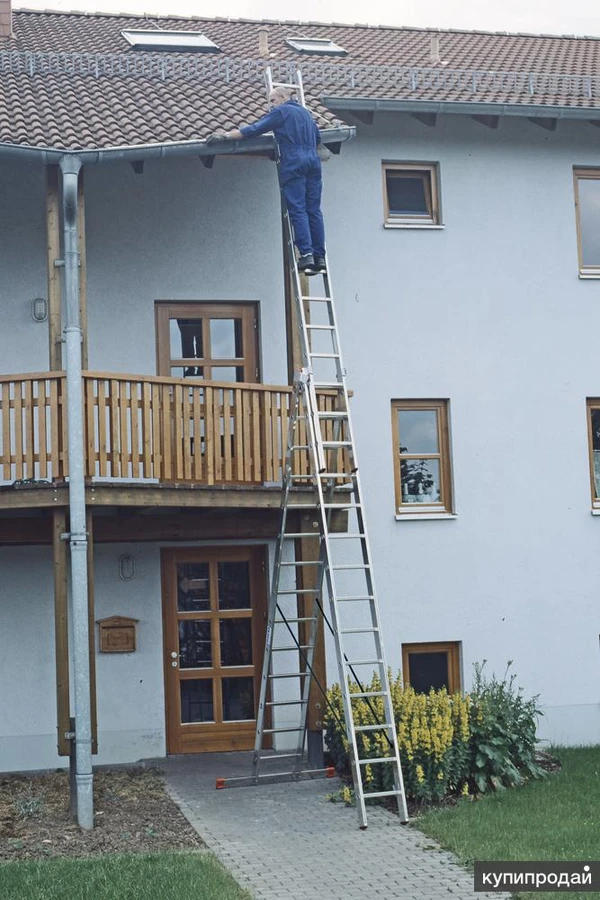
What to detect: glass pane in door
<box><xmin>220</xmin><ymin>619</ymin><xmax>253</xmax><ymax>666</ymax></box>
<box><xmin>180</xmin><ymin>679</ymin><xmax>214</xmax><ymax>723</ymax></box>
<box><xmin>177</xmin><ymin>563</ymin><xmax>210</xmax><ymax>611</ymax></box>
<box><xmin>222</xmin><ymin>677</ymin><xmax>254</xmax><ymax>721</ymax></box>
<box><xmin>210</xmin><ymin>319</ymin><xmax>242</xmax><ymax>359</ymax></box>
<box><xmin>171</xmin><ymin>318</ymin><xmax>203</xmax><ymax>360</ymax></box>
<box><xmin>218</xmin><ymin>561</ymin><xmax>251</xmax><ymax>610</ymax></box>
<box><xmin>179</xmin><ymin>620</ymin><xmax>212</xmax><ymax>669</ymax></box>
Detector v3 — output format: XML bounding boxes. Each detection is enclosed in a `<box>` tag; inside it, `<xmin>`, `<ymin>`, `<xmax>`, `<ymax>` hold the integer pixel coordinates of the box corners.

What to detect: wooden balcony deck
<box><xmin>0</xmin><ymin>371</ymin><xmax>345</xmax><ymax>509</ymax></box>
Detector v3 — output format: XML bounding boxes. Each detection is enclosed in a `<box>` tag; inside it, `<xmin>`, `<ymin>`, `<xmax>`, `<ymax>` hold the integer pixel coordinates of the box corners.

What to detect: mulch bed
<box><xmin>0</xmin><ymin>768</ymin><xmax>203</xmax><ymax>861</ymax></box>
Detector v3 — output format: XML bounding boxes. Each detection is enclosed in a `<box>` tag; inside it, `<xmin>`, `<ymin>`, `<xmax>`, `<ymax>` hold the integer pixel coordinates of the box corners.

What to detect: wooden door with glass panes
<box><xmin>155</xmin><ymin>302</ymin><xmax>259</xmax><ymax>383</ymax></box>
<box><xmin>162</xmin><ymin>546</ymin><xmax>267</xmax><ymax>753</ymax></box>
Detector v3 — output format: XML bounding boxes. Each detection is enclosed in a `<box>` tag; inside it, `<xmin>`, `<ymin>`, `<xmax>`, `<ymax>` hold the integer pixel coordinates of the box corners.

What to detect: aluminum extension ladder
<box><xmin>223</xmin><ymin>67</ymin><xmax>408</xmax><ymax>830</ymax></box>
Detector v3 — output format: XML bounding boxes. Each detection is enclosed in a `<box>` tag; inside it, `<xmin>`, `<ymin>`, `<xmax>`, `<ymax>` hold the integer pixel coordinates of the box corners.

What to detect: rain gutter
<box><xmin>0</xmin><ymin>126</ymin><xmax>355</xmax><ymax>164</ymax></box>
<box><xmin>321</xmin><ymin>97</ymin><xmax>600</xmax><ymax>121</ymax></box>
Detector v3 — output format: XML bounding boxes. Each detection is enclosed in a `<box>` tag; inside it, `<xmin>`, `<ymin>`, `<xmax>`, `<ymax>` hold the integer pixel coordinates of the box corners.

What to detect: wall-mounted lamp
<box><xmin>118</xmin><ymin>554</ymin><xmax>136</xmax><ymax>582</ymax></box>
<box><xmin>31</xmin><ymin>297</ymin><xmax>48</xmax><ymax>323</ymax></box>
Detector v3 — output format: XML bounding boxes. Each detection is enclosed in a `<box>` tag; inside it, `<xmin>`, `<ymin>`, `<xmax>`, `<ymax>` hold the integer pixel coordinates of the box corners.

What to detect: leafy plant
<box><xmin>468</xmin><ymin>660</ymin><xmax>546</xmax><ymax>794</ymax></box>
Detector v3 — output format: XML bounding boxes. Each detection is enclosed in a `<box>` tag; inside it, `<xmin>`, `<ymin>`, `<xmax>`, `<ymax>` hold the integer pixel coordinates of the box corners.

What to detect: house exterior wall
<box><xmin>1</xmin><ymin>109</ymin><xmax>599</xmax><ymax>772</ymax></box>
<box><xmin>324</xmin><ymin>113</ymin><xmax>600</xmax><ymax>746</ymax></box>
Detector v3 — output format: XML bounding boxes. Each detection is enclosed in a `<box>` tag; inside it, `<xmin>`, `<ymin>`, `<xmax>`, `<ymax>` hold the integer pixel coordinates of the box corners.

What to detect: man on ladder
<box><xmin>207</xmin><ymin>85</ymin><xmax>327</xmax><ymax>276</ymax></box>
<box><xmin>209</xmin><ymin>68</ymin><xmax>408</xmax><ymax>830</ymax></box>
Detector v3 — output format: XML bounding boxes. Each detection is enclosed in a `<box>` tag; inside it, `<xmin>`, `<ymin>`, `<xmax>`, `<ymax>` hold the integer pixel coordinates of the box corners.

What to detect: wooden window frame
<box><xmin>391</xmin><ymin>399</ymin><xmax>453</xmax><ymax>516</ymax></box>
<box><xmin>155</xmin><ymin>301</ymin><xmax>259</xmax><ymax>384</ymax></box>
<box><xmin>382</xmin><ymin>162</ymin><xmax>441</xmax><ymax>228</ymax></box>
<box><xmin>574</xmin><ymin>168</ymin><xmax>600</xmax><ymax>277</ymax></box>
<box><xmin>586</xmin><ymin>398</ymin><xmax>600</xmax><ymax>509</ymax></box>
<box><xmin>402</xmin><ymin>641</ymin><xmax>461</xmax><ymax>694</ymax></box>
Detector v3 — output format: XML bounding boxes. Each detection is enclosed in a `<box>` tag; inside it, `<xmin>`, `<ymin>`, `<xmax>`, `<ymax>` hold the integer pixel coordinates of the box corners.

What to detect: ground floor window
<box><xmin>401</xmin><ymin>641</ymin><xmax>461</xmax><ymax>693</ymax></box>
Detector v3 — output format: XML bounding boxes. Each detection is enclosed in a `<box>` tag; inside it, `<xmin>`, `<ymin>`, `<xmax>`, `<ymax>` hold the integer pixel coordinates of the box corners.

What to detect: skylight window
<box><xmin>121</xmin><ymin>30</ymin><xmax>221</xmax><ymax>53</ymax></box>
<box><xmin>285</xmin><ymin>37</ymin><xmax>347</xmax><ymax>56</ymax></box>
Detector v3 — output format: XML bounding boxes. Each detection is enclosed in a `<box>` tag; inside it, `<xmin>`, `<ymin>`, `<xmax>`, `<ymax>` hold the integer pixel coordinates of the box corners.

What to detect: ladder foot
<box><xmin>359</xmin><ymin>825</ymin><xmax>368</xmax><ymax>831</ymax></box>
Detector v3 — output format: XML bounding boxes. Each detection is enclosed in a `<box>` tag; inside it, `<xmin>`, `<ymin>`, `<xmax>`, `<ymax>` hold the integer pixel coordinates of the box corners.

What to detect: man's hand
<box><xmin>206</xmin><ymin>132</ymin><xmax>228</xmax><ymax>146</ymax></box>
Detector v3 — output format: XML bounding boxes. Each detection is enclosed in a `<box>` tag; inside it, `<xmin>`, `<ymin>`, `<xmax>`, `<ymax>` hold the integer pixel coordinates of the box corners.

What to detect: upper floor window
<box><xmin>383</xmin><ymin>162</ymin><xmax>441</xmax><ymax>228</ymax></box>
<box><xmin>155</xmin><ymin>302</ymin><xmax>259</xmax><ymax>383</ymax></box>
<box><xmin>586</xmin><ymin>399</ymin><xmax>600</xmax><ymax>508</ymax></box>
<box><xmin>391</xmin><ymin>399</ymin><xmax>453</xmax><ymax>516</ymax></box>
<box><xmin>574</xmin><ymin>168</ymin><xmax>600</xmax><ymax>276</ymax></box>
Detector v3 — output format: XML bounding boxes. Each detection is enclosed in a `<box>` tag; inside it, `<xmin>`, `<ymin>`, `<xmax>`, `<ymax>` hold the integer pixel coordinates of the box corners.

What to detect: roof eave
<box><xmin>0</xmin><ymin>125</ymin><xmax>355</xmax><ymax>164</ymax></box>
<box><xmin>322</xmin><ymin>96</ymin><xmax>600</xmax><ymax>120</ymax></box>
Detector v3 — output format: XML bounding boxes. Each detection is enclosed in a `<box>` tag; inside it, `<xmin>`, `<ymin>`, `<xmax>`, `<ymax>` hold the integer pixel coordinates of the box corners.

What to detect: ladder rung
<box><xmin>322</xmin><ymin>502</ymin><xmax>361</xmax><ymax>509</ymax></box>
<box><xmin>301</xmin><ymin>295</ymin><xmax>331</xmax><ymax>302</ymax></box>
<box><xmin>351</xmin><ymin>691</ymin><xmax>385</xmax><ymax>699</ymax></box>
<box><xmin>262</xmin><ymin>726</ymin><xmax>303</xmax><ymax>734</ymax></box>
<box><xmin>306</xmin><ymin>324</ymin><xmax>335</xmax><ymax>331</ymax></box>
<box><xmin>358</xmin><ymin>757</ymin><xmax>396</xmax><ymax>766</ymax></box>
<box><xmin>354</xmin><ymin>723</ymin><xmax>393</xmax><ymax>732</ymax></box>
<box><xmin>329</xmin><ymin>533</ymin><xmax>365</xmax><ymax>539</ymax></box>
<box><xmin>269</xmin><ymin>672</ymin><xmax>309</xmax><ymax>679</ymax></box>
<box><xmin>271</xmin><ymin>645</ymin><xmax>311</xmax><ymax>652</ymax></box>
<box><xmin>285</xmin><ymin>504</ymin><xmax>319</xmax><ymax>510</ymax></box>
<box><xmin>290</xmin><ymin>444</ymin><xmax>311</xmax><ymax>451</ymax></box>
<box><xmin>312</xmin><ymin>381</ymin><xmax>343</xmax><ymax>388</ymax></box>
<box><xmin>256</xmin><ymin>752</ymin><xmax>300</xmax><ymax>761</ymax></box>
<box><xmin>309</xmin><ymin>352</ymin><xmax>340</xmax><ymax>359</ymax></box>
<box><xmin>280</xmin><ymin>560</ymin><xmax>322</xmax><ymax>567</ymax></box>
<box><xmin>321</xmin><ymin>440</ymin><xmax>352</xmax><ymax>447</ymax></box>
<box><xmin>318</xmin><ymin>472</ymin><xmax>357</xmax><ymax>479</ymax></box>
<box><xmin>340</xmin><ymin>627</ymin><xmax>379</xmax><ymax>635</ymax></box>
<box><xmin>266</xmin><ymin>699</ymin><xmax>309</xmax><ymax>707</ymax></box>
<box><xmin>336</xmin><ymin>595</ymin><xmax>375</xmax><ymax>602</ymax></box>
<box><xmin>317</xmin><ymin>411</ymin><xmax>348</xmax><ymax>419</ymax></box>
<box><xmin>282</xmin><ymin>532</ymin><xmax>320</xmax><ymax>539</ymax></box>
<box><xmin>345</xmin><ymin>659</ymin><xmax>383</xmax><ymax>666</ymax></box>
<box><xmin>274</xmin><ymin>617</ymin><xmax>317</xmax><ymax>625</ymax></box>
<box><xmin>332</xmin><ymin>564</ymin><xmax>369</xmax><ymax>571</ymax></box>
<box><xmin>363</xmin><ymin>789</ymin><xmax>403</xmax><ymax>799</ymax></box>
<box><xmin>277</xmin><ymin>589</ymin><xmax>320</xmax><ymax>595</ymax></box>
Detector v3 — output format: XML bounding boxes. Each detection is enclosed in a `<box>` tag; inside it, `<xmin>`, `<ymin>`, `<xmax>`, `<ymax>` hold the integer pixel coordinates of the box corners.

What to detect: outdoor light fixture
<box><xmin>31</xmin><ymin>297</ymin><xmax>48</xmax><ymax>323</ymax></box>
<box><xmin>118</xmin><ymin>554</ymin><xmax>136</xmax><ymax>582</ymax></box>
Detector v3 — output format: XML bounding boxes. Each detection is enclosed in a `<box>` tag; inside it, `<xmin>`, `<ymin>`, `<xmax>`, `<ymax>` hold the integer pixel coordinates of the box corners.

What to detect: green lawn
<box><xmin>0</xmin><ymin>851</ymin><xmax>253</xmax><ymax>900</ymax></box>
<box><xmin>415</xmin><ymin>746</ymin><xmax>600</xmax><ymax>900</ymax></box>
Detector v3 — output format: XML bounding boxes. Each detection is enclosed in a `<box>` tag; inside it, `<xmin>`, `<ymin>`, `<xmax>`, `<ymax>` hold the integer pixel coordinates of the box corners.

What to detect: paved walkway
<box><xmin>163</xmin><ymin>753</ymin><xmax>509</xmax><ymax>900</ymax></box>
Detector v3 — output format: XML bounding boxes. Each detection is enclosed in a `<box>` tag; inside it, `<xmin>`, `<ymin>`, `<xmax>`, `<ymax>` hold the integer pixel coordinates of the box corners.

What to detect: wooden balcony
<box><xmin>0</xmin><ymin>372</ymin><xmax>344</xmax><ymax>509</ymax></box>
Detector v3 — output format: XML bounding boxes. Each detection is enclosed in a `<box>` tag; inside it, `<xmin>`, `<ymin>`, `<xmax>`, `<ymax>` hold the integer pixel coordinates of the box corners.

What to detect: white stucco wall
<box><xmin>321</xmin><ymin>113</ymin><xmax>600</xmax><ymax>746</ymax></box>
<box><xmin>0</xmin><ymin>161</ymin><xmax>49</xmax><ymax>372</ymax></box>
<box><xmin>1</xmin><ymin>111</ymin><xmax>600</xmax><ymax>771</ymax></box>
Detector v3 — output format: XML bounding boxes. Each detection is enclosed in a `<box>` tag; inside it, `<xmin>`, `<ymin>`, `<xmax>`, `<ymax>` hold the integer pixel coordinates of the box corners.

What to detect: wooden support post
<box><xmin>46</xmin><ymin>165</ymin><xmax>62</xmax><ymax>371</ymax></box>
<box><xmin>86</xmin><ymin>509</ymin><xmax>98</xmax><ymax>754</ymax></box>
<box><xmin>78</xmin><ymin>170</ymin><xmax>88</xmax><ymax>370</ymax></box>
<box><xmin>53</xmin><ymin>509</ymin><xmax>70</xmax><ymax>756</ymax></box>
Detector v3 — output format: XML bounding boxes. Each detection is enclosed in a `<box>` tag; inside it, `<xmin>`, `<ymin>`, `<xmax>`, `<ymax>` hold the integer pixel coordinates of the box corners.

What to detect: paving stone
<box><xmin>164</xmin><ymin>752</ymin><xmax>510</xmax><ymax>900</ymax></box>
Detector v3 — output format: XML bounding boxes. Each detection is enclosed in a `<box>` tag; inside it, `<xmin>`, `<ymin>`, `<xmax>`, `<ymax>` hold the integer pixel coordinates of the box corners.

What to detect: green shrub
<box><xmin>324</xmin><ymin>663</ymin><xmax>545</xmax><ymax>804</ymax></box>
<box><xmin>468</xmin><ymin>660</ymin><xmax>546</xmax><ymax>793</ymax></box>
<box><xmin>324</xmin><ymin>672</ymin><xmax>471</xmax><ymax>803</ymax></box>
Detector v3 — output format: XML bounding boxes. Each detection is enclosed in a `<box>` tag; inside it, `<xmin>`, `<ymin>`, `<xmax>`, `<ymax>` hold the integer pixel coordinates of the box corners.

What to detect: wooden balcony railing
<box><xmin>0</xmin><ymin>372</ymin><xmax>66</xmax><ymax>483</ymax></box>
<box><xmin>0</xmin><ymin>371</ymin><xmax>344</xmax><ymax>487</ymax></box>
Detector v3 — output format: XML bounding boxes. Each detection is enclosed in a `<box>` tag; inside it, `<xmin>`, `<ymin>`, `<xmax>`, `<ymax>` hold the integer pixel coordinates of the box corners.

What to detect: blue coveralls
<box><xmin>240</xmin><ymin>100</ymin><xmax>325</xmax><ymax>258</ymax></box>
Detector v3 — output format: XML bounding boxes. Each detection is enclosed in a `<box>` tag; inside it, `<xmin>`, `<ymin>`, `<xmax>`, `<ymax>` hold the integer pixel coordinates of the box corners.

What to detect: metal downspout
<box><xmin>59</xmin><ymin>155</ymin><xmax>94</xmax><ymax>831</ymax></box>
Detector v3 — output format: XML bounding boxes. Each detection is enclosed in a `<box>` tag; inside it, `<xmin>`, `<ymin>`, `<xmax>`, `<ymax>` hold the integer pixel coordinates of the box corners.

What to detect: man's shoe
<box><xmin>312</xmin><ymin>255</ymin><xmax>327</xmax><ymax>274</ymax></box>
<box><xmin>297</xmin><ymin>253</ymin><xmax>315</xmax><ymax>273</ymax></box>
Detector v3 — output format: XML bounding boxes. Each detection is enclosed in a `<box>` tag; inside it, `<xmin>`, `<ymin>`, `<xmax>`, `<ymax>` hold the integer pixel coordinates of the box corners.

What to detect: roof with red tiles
<box><xmin>3</xmin><ymin>9</ymin><xmax>600</xmax><ymax>151</ymax></box>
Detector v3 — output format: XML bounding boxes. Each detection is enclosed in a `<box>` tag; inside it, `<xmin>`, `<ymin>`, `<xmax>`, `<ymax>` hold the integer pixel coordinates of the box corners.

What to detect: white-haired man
<box><xmin>207</xmin><ymin>87</ymin><xmax>327</xmax><ymax>275</ymax></box>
